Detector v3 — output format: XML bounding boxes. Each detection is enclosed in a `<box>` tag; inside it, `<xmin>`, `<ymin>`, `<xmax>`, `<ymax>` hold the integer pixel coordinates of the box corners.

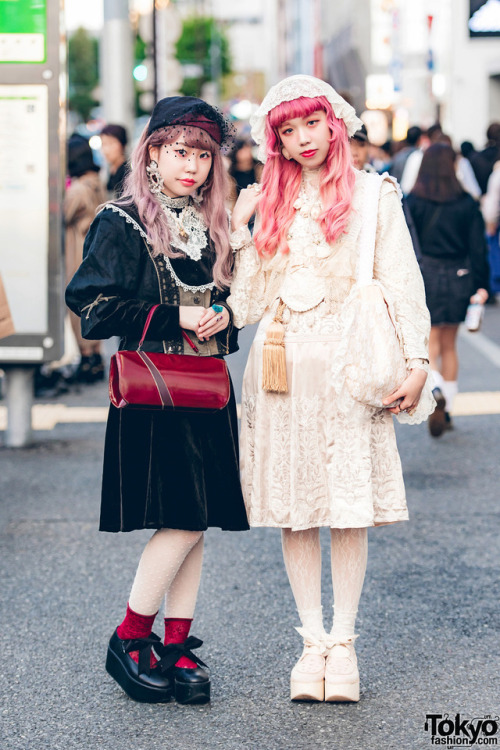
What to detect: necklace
<box><xmin>292</xmin><ymin>169</ymin><xmax>323</xmax><ymax>220</ymax></box>
<box><xmin>158</xmin><ymin>196</ymin><xmax>208</xmax><ymax>261</ymax></box>
<box><xmin>158</xmin><ymin>193</ymin><xmax>190</xmax><ymax>209</ymax></box>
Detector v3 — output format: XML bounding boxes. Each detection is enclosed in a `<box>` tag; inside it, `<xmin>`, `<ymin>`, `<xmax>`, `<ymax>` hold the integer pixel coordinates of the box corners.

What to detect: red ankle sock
<box><xmin>117</xmin><ymin>603</ymin><xmax>158</xmax><ymax>667</ymax></box>
<box><xmin>164</xmin><ymin>617</ymin><xmax>197</xmax><ymax>669</ymax></box>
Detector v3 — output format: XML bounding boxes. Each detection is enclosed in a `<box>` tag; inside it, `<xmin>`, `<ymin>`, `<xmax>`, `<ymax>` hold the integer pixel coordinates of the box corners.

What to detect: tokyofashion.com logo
<box><xmin>425</xmin><ymin>714</ymin><xmax>499</xmax><ymax>745</ymax></box>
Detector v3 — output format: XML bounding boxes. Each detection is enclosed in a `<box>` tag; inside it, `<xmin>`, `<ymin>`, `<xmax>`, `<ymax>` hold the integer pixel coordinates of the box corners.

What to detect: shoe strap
<box><xmin>156</xmin><ymin>636</ymin><xmax>208</xmax><ymax>673</ymax></box>
<box><xmin>123</xmin><ymin>632</ymin><xmax>162</xmax><ymax>676</ymax></box>
<box><xmin>325</xmin><ymin>633</ymin><xmax>358</xmax><ymax>650</ymax></box>
<box><xmin>295</xmin><ymin>627</ymin><xmax>328</xmax><ymax>656</ymax></box>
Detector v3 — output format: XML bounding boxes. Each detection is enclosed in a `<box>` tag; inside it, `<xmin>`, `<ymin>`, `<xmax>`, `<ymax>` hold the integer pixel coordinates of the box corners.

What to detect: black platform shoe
<box><xmin>106</xmin><ymin>630</ymin><xmax>173</xmax><ymax>703</ymax></box>
<box><xmin>157</xmin><ymin>637</ymin><xmax>210</xmax><ymax>705</ymax></box>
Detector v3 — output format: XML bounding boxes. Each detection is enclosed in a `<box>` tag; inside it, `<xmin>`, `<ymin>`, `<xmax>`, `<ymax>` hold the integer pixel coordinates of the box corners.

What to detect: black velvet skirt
<box><xmin>99</xmin><ymin>379</ymin><xmax>249</xmax><ymax>533</ymax></box>
<box><xmin>420</xmin><ymin>255</ymin><xmax>474</xmax><ymax>326</ymax></box>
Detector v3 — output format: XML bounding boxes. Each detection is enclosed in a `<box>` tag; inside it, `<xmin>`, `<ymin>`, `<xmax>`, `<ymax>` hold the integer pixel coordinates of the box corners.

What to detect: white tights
<box><xmin>128</xmin><ymin>528</ymin><xmax>204</xmax><ymax>619</ymax></box>
<box><xmin>281</xmin><ymin>527</ymin><xmax>368</xmax><ymax>641</ymax></box>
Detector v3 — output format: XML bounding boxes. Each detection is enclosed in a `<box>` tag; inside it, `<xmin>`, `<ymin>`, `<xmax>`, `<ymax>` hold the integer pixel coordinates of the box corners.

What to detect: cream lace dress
<box><xmin>227</xmin><ymin>169</ymin><xmax>431</xmax><ymax>530</ymax></box>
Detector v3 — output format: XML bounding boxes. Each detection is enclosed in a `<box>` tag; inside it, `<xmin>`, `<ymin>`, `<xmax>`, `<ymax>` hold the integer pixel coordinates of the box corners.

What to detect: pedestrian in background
<box><xmin>389</xmin><ymin>125</ymin><xmax>422</xmax><ymax>184</ymax></box>
<box><xmin>400</xmin><ymin>123</ymin><xmax>443</xmax><ymax>195</ymax></box>
<box><xmin>479</xmin><ymin>122</ymin><xmax>500</xmax><ymax>184</ymax></box>
<box><xmin>406</xmin><ymin>143</ymin><xmax>490</xmax><ymax>437</ymax></box>
<box><xmin>349</xmin><ymin>124</ymin><xmax>376</xmax><ymax>173</ymax></box>
<box><xmin>65</xmin><ymin>134</ymin><xmax>107</xmax><ymax>383</ymax></box>
<box><xmin>227</xmin><ymin>137</ymin><xmax>262</xmax><ymax>231</ymax></box>
<box><xmin>66</xmin><ymin>97</ymin><xmax>248</xmax><ymax>705</ymax></box>
<box><xmin>100</xmin><ymin>123</ymin><xmax>129</xmax><ymax>198</ymax></box>
<box><xmin>481</xmin><ymin>154</ymin><xmax>500</xmax><ymax>297</ymax></box>
<box><xmin>228</xmin><ymin>137</ymin><xmax>262</xmax><ymax>195</ymax></box>
<box><xmin>228</xmin><ymin>75</ymin><xmax>432</xmax><ymax>704</ymax></box>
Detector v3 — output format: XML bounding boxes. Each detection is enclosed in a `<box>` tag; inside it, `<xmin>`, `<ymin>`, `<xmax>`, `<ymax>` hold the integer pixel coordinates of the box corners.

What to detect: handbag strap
<box><xmin>356</xmin><ymin>173</ymin><xmax>385</xmax><ymax>286</ymax></box>
<box><xmin>138</xmin><ymin>304</ymin><xmax>200</xmax><ymax>354</ymax></box>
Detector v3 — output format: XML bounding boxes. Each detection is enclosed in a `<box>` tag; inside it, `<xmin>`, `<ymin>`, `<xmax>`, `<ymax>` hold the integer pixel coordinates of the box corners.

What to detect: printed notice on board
<box><xmin>0</xmin><ymin>85</ymin><xmax>49</xmax><ymax>334</ymax></box>
<box><xmin>0</xmin><ymin>0</ymin><xmax>47</xmax><ymax>63</ymax></box>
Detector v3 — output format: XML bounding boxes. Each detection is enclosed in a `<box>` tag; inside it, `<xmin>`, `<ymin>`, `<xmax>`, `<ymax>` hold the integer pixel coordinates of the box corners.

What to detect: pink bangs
<box><xmin>254</xmin><ymin>95</ymin><xmax>355</xmax><ymax>258</ymax></box>
<box><xmin>267</xmin><ymin>96</ymin><xmax>332</xmax><ymax>131</ymax></box>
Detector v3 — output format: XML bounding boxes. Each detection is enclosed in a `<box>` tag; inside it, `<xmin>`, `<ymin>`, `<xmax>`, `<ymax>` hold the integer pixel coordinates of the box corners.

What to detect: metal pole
<box><xmin>101</xmin><ymin>0</ymin><xmax>135</xmax><ymax>135</ymax></box>
<box><xmin>152</xmin><ymin>1</ymin><xmax>158</xmax><ymax>104</ymax></box>
<box><xmin>4</xmin><ymin>367</ymin><xmax>34</xmax><ymax>448</ymax></box>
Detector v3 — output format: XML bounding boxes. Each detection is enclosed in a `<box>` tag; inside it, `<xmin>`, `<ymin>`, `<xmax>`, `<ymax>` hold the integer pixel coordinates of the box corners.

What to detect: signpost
<box><xmin>0</xmin><ymin>0</ymin><xmax>65</xmax><ymax>446</ymax></box>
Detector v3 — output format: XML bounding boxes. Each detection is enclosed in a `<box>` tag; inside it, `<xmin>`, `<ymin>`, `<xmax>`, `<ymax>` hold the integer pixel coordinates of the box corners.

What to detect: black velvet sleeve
<box><xmin>467</xmin><ymin>201</ymin><xmax>491</xmax><ymax>293</ymax></box>
<box><xmin>65</xmin><ymin>208</ymin><xmax>180</xmax><ymax>341</ymax></box>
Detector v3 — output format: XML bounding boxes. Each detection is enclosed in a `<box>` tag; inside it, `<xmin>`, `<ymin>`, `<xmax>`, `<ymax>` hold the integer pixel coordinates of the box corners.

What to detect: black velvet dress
<box><xmin>66</xmin><ymin>202</ymin><xmax>249</xmax><ymax>533</ymax></box>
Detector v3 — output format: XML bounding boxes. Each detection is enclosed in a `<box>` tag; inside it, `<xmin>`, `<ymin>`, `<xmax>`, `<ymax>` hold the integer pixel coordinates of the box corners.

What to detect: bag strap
<box><xmin>356</xmin><ymin>173</ymin><xmax>385</xmax><ymax>286</ymax></box>
<box><xmin>138</xmin><ymin>304</ymin><xmax>200</xmax><ymax>354</ymax></box>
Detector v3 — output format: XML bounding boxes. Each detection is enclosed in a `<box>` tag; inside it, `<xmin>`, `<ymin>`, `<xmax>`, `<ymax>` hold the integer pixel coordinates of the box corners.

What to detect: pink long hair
<box><xmin>118</xmin><ymin>124</ymin><xmax>232</xmax><ymax>289</ymax></box>
<box><xmin>254</xmin><ymin>95</ymin><xmax>355</xmax><ymax>257</ymax></box>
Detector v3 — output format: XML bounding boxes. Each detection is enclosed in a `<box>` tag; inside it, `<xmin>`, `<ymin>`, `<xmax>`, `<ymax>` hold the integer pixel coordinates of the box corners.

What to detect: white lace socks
<box><xmin>281</xmin><ymin>526</ymin><xmax>368</xmax><ymax>642</ymax></box>
<box><xmin>330</xmin><ymin>527</ymin><xmax>368</xmax><ymax>642</ymax></box>
<box><xmin>128</xmin><ymin>528</ymin><xmax>204</xmax><ymax>618</ymax></box>
<box><xmin>282</xmin><ymin>528</ymin><xmax>325</xmax><ymax>637</ymax></box>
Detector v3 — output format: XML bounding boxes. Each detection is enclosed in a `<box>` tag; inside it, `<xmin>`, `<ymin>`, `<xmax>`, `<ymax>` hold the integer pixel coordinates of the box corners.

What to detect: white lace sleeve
<box><xmin>407</xmin><ymin>358</ymin><xmax>429</xmax><ymax>373</ymax></box>
<box><xmin>373</xmin><ymin>179</ymin><xmax>431</xmax><ymax>364</ymax></box>
<box><xmin>230</xmin><ymin>224</ymin><xmax>252</xmax><ymax>250</ymax></box>
<box><xmin>227</xmin><ymin>230</ymin><xmax>266</xmax><ymax>327</ymax></box>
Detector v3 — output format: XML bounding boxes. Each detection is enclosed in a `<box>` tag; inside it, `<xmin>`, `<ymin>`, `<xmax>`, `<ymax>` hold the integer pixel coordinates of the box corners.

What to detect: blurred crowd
<box><xmin>36</xmin><ymin>112</ymin><xmax>500</xmax><ymax>438</ymax></box>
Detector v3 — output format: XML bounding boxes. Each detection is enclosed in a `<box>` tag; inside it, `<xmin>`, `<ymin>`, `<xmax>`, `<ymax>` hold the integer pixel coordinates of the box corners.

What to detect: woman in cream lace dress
<box><xmin>227</xmin><ymin>76</ymin><xmax>433</xmax><ymax>703</ymax></box>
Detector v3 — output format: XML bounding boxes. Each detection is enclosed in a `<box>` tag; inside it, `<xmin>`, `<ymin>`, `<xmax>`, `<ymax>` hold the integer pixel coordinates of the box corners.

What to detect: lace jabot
<box><xmin>158</xmin><ymin>197</ymin><xmax>208</xmax><ymax>262</ymax></box>
<box><xmin>250</xmin><ymin>76</ymin><xmax>363</xmax><ymax>163</ymax></box>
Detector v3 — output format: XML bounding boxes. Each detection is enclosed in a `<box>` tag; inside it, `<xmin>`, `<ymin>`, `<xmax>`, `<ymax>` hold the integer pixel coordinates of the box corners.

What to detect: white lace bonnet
<box><xmin>250</xmin><ymin>75</ymin><xmax>363</xmax><ymax>163</ymax></box>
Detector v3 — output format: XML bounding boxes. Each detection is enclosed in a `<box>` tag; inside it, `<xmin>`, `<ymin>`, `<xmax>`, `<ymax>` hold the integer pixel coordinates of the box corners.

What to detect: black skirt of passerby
<box><xmin>406</xmin><ymin>192</ymin><xmax>490</xmax><ymax>325</ymax></box>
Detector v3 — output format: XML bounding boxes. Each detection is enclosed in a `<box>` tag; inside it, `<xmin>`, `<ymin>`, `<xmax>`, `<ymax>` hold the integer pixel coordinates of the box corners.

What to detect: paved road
<box><xmin>1</xmin><ymin>306</ymin><xmax>499</xmax><ymax>750</ymax></box>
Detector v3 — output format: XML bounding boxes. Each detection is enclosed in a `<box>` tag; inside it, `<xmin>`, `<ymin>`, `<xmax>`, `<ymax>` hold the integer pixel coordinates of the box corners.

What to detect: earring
<box><xmin>281</xmin><ymin>147</ymin><xmax>292</xmax><ymax>161</ymax></box>
<box><xmin>146</xmin><ymin>160</ymin><xmax>163</xmax><ymax>195</ymax></box>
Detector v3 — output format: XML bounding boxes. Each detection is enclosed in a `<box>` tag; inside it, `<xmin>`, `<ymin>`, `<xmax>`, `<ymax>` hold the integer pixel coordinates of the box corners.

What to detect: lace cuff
<box><xmin>230</xmin><ymin>224</ymin><xmax>252</xmax><ymax>250</ymax></box>
<box><xmin>407</xmin><ymin>358</ymin><xmax>429</xmax><ymax>373</ymax></box>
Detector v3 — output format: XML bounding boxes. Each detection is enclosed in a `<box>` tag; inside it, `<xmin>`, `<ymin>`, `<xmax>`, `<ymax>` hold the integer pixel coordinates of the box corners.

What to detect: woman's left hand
<box><xmin>382</xmin><ymin>368</ymin><xmax>427</xmax><ymax>415</ymax></box>
<box><xmin>197</xmin><ymin>305</ymin><xmax>230</xmax><ymax>341</ymax></box>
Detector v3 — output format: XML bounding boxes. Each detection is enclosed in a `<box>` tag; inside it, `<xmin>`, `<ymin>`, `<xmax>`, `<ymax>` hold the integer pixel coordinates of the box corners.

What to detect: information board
<box><xmin>0</xmin><ymin>0</ymin><xmax>64</xmax><ymax>365</ymax></box>
<box><xmin>0</xmin><ymin>85</ymin><xmax>49</xmax><ymax>335</ymax></box>
<box><xmin>0</xmin><ymin>0</ymin><xmax>47</xmax><ymax>63</ymax></box>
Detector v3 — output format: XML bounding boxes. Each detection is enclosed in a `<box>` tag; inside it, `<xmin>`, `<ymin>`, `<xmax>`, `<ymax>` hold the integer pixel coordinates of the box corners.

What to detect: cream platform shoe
<box><xmin>290</xmin><ymin>629</ymin><xmax>327</xmax><ymax>702</ymax></box>
<box><xmin>324</xmin><ymin>639</ymin><xmax>360</xmax><ymax>702</ymax></box>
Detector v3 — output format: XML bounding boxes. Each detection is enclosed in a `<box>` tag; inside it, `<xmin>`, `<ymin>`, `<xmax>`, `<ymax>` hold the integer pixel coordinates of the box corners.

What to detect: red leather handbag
<box><xmin>109</xmin><ymin>304</ymin><xmax>231</xmax><ymax>411</ymax></box>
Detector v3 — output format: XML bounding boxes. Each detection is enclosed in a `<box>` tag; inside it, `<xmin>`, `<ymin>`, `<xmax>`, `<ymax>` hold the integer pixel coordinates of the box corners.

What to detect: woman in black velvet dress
<box><xmin>66</xmin><ymin>97</ymin><xmax>248</xmax><ymax>706</ymax></box>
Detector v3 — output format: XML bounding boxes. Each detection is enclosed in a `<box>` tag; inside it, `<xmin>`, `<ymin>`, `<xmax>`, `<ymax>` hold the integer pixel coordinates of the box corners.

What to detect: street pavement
<box><xmin>1</xmin><ymin>306</ymin><xmax>499</xmax><ymax>750</ymax></box>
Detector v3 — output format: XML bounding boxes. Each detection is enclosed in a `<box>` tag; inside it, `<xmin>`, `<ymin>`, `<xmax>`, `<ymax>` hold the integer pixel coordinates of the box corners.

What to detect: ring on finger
<box><xmin>217</xmin><ymin>314</ymin><xmax>223</xmax><ymax>321</ymax></box>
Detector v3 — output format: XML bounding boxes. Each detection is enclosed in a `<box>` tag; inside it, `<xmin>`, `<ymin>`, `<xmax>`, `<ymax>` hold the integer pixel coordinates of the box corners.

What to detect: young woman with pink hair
<box><xmin>66</xmin><ymin>97</ymin><xmax>248</xmax><ymax>705</ymax></box>
<box><xmin>228</xmin><ymin>76</ymin><xmax>432</xmax><ymax>702</ymax></box>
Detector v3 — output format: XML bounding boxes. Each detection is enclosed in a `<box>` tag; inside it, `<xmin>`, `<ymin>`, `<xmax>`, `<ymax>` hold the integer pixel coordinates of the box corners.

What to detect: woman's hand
<box><xmin>382</xmin><ymin>368</ymin><xmax>427</xmax><ymax>415</ymax></box>
<box><xmin>197</xmin><ymin>305</ymin><xmax>230</xmax><ymax>341</ymax></box>
<box><xmin>231</xmin><ymin>184</ymin><xmax>262</xmax><ymax>231</ymax></box>
<box><xmin>470</xmin><ymin>288</ymin><xmax>489</xmax><ymax>304</ymax></box>
<box><xmin>179</xmin><ymin>305</ymin><xmax>205</xmax><ymax>334</ymax></box>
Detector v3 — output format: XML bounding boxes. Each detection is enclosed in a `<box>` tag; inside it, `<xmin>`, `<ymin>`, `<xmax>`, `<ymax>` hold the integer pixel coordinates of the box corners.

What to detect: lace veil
<box><xmin>250</xmin><ymin>75</ymin><xmax>363</xmax><ymax>163</ymax></box>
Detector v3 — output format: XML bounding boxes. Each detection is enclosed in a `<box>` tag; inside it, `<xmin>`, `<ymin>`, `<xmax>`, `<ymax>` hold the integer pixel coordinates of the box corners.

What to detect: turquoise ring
<box><xmin>211</xmin><ymin>304</ymin><xmax>224</xmax><ymax>313</ymax></box>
